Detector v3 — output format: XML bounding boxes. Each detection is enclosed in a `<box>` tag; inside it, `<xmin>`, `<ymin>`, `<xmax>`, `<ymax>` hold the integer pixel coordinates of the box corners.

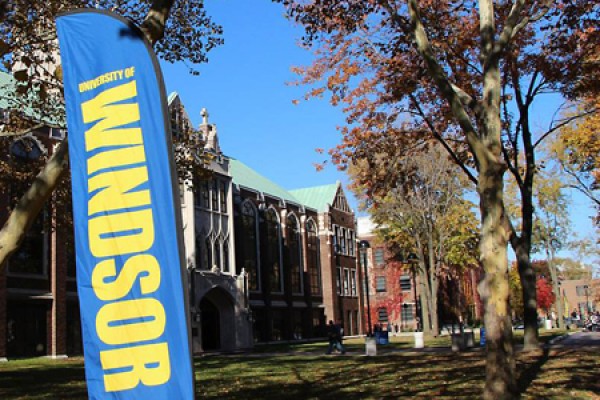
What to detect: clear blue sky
<box><xmin>159</xmin><ymin>0</ymin><xmax>596</xmax><ymax>261</ymax></box>
<box><xmin>160</xmin><ymin>1</ymin><xmax>355</xmax><ymax>208</ymax></box>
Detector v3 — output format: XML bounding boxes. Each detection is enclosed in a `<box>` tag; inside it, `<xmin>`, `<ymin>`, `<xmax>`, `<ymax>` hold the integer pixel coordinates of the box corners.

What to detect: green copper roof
<box><xmin>229</xmin><ymin>158</ymin><xmax>302</xmax><ymax>205</ymax></box>
<box><xmin>0</xmin><ymin>70</ymin><xmax>64</xmax><ymax>125</ymax></box>
<box><xmin>289</xmin><ymin>182</ymin><xmax>340</xmax><ymax>212</ymax></box>
<box><xmin>0</xmin><ymin>71</ymin><xmax>13</xmax><ymax>110</ymax></box>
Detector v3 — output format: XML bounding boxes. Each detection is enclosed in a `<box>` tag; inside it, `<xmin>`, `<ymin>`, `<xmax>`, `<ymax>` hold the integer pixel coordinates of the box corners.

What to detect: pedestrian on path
<box><xmin>325</xmin><ymin>320</ymin><xmax>346</xmax><ymax>355</ymax></box>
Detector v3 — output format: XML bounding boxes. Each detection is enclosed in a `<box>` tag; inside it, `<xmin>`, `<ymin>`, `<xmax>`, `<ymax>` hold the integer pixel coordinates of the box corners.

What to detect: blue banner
<box><xmin>56</xmin><ymin>10</ymin><xmax>194</xmax><ymax>399</ymax></box>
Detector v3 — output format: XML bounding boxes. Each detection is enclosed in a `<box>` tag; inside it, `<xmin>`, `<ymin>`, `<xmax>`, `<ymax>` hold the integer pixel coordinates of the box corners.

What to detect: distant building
<box><xmin>356</xmin><ymin>216</ymin><xmax>483</xmax><ymax>333</ymax></box>
<box><xmin>356</xmin><ymin>216</ymin><xmax>419</xmax><ymax>333</ymax></box>
<box><xmin>560</xmin><ymin>279</ymin><xmax>599</xmax><ymax>318</ymax></box>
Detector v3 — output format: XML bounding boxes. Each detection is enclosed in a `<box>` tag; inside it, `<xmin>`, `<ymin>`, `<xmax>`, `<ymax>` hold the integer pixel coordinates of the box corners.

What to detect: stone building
<box><xmin>164</xmin><ymin>97</ymin><xmax>364</xmax><ymax>349</ymax></box>
<box><xmin>0</xmin><ymin>79</ymin><xmax>363</xmax><ymax>358</ymax></box>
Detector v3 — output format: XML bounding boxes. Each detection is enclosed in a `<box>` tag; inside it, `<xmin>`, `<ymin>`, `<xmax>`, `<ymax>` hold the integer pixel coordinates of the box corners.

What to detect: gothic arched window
<box><xmin>264</xmin><ymin>208</ymin><xmax>282</xmax><ymax>293</ymax></box>
<box><xmin>240</xmin><ymin>202</ymin><xmax>259</xmax><ymax>290</ymax></box>
<box><xmin>287</xmin><ymin>214</ymin><xmax>303</xmax><ymax>293</ymax></box>
<box><xmin>306</xmin><ymin>220</ymin><xmax>321</xmax><ymax>295</ymax></box>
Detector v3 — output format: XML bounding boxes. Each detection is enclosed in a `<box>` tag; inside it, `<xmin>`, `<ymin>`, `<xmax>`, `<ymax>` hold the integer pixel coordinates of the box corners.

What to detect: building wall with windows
<box><xmin>357</xmin><ymin>216</ymin><xmax>484</xmax><ymax>333</ymax></box>
<box><xmin>291</xmin><ymin>182</ymin><xmax>362</xmax><ymax>337</ymax></box>
<box><xmin>231</xmin><ymin>160</ymin><xmax>326</xmax><ymax>342</ymax></box>
<box><xmin>561</xmin><ymin>279</ymin><xmax>599</xmax><ymax>319</ymax></box>
<box><xmin>357</xmin><ymin>217</ymin><xmax>419</xmax><ymax>333</ymax></box>
<box><xmin>0</xmin><ymin>77</ymin><xmax>357</xmax><ymax>358</ymax></box>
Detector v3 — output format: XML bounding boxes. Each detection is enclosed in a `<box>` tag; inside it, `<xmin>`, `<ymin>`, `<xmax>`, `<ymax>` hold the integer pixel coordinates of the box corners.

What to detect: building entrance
<box><xmin>200</xmin><ymin>298</ymin><xmax>220</xmax><ymax>350</ymax></box>
<box><xmin>198</xmin><ymin>287</ymin><xmax>236</xmax><ymax>352</ymax></box>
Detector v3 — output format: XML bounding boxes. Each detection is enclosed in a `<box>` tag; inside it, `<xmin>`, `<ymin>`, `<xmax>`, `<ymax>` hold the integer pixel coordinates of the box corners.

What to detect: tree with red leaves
<box><xmin>536</xmin><ymin>277</ymin><xmax>556</xmax><ymax>316</ymax></box>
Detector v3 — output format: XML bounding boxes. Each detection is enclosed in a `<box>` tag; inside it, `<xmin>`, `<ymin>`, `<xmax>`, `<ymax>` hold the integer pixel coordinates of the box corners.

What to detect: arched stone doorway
<box><xmin>199</xmin><ymin>287</ymin><xmax>236</xmax><ymax>352</ymax></box>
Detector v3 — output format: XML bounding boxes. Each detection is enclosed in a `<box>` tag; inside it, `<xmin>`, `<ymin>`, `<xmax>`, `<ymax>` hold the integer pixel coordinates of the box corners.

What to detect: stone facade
<box><xmin>0</xmin><ymin>88</ymin><xmax>362</xmax><ymax>358</ymax></box>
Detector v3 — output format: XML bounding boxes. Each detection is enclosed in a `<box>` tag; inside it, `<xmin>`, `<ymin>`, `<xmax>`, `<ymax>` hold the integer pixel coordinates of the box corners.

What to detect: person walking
<box><xmin>325</xmin><ymin>320</ymin><xmax>346</xmax><ymax>355</ymax></box>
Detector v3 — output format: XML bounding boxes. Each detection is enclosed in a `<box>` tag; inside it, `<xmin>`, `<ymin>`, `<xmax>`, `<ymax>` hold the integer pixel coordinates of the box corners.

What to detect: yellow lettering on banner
<box><xmin>87</xmin><ymin>145</ymin><xmax>146</xmax><ymax>176</ymax></box>
<box><xmin>88</xmin><ymin>209</ymin><xmax>154</xmax><ymax>257</ymax></box>
<box><xmin>81</xmin><ymin>81</ymin><xmax>142</xmax><ymax>151</ymax></box>
<box><xmin>92</xmin><ymin>254</ymin><xmax>161</xmax><ymax>301</ymax></box>
<box><xmin>100</xmin><ymin>342</ymin><xmax>171</xmax><ymax>392</ymax></box>
<box><xmin>96</xmin><ymin>298</ymin><xmax>166</xmax><ymax>345</ymax></box>
<box><xmin>88</xmin><ymin>166</ymin><xmax>150</xmax><ymax>216</ymax></box>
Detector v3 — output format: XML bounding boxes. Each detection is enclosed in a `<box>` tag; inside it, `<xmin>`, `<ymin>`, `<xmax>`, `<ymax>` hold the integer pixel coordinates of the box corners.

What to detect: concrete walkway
<box><xmin>204</xmin><ymin>331</ymin><xmax>600</xmax><ymax>359</ymax></box>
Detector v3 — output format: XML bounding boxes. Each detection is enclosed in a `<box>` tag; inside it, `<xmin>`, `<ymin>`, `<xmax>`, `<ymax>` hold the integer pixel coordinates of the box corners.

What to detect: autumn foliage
<box><xmin>277</xmin><ymin>1</ymin><xmax>597</xmax><ymax>396</ymax></box>
<box><xmin>536</xmin><ymin>277</ymin><xmax>555</xmax><ymax>315</ymax></box>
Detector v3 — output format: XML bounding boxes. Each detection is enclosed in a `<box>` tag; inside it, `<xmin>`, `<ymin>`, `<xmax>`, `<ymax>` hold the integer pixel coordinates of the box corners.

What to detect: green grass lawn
<box><xmin>1</xmin><ymin>331</ymin><xmax>597</xmax><ymax>399</ymax></box>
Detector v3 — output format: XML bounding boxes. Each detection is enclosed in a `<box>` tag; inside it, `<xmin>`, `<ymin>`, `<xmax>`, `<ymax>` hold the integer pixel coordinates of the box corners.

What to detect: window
<box><xmin>333</xmin><ymin>225</ymin><xmax>340</xmax><ymax>252</ymax></box>
<box><xmin>374</xmin><ymin>248</ymin><xmax>385</xmax><ymax>267</ymax></box>
<box><xmin>336</xmin><ymin>267</ymin><xmax>342</xmax><ymax>295</ymax></box>
<box><xmin>214</xmin><ymin>239</ymin><xmax>222</xmax><ymax>270</ymax></box>
<box><xmin>240</xmin><ymin>202</ymin><xmax>259</xmax><ymax>290</ymax></box>
<box><xmin>195</xmin><ymin>236</ymin><xmax>203</xmax><ymax>269</ymax></box>
<box><xmin>11</xmin><ymin>137</ymin><xmax>43</xmax><ymax>160</ymax></box>
<box><xmin>211</xmin><ymin>180</ymin><xmax>218</xmax><ymax>210</ymax></box>
<box><xmin>348</xmin><ymin>230</ymin><xmax>355</xmax><ymax>256</ymax></box>
<box><xmin>401</xmin><ymin>304</ymin><xmax>414</xmax><ymax>323</ymax></box>
<box><xmin>376</xmin><ymin>276</ymin><xmax>387</xmax><ymax>292</ymax></box>
<box><xmin>400</xmin><ymin>276</ymin><xmax>412</xmax><ymax>292</ymax></box>
<box><xmin>576</xmin><ymin>286</ymin><xmax>589</xmax><ymax>296</ymax></box>
<box><xmin>222</xmin><ymin>239</ymin><xmax>229</xmax><ymax>273</ymax></box>
<box><xmin>265</xmin><ymin>209</ymin><xmax>282</xmax><ymax>292</ymax></box>
<box><xmin>8</xmin><ymin>210</ymin><xmax>46</xmax><ymax>275</ymax></box>
<box><xmin>219</xmin><ymin>181</ymin><xmax>227</xmax><ymax>212</ymax></box>
<box><xmin>287</xmin><ymin>214</ymin><xmax>303</xmax><ymax>293</ymax></box>
<box><xmin>343</xmin><ymin>268</ymin><xmax>350</xmax><ymax>296</ymax></box>
<box><xmin>340</xmin><ymin>227</ymin><xmax>347</xmax><ymax>254</ymax></box>
<box><xmin>378</xmin><ymin>308</ymin><xmax>388</xmax><ymax>323</ymax></box>
<box><xmin>205</xmin><ymin>237</ymin><xmax>213</xmax><ymax>270</ymax></box>
<box><xmin>200</xmin><ymin>181</ymin><xmax>210</xmax><ymax>208</ymax></box>
<box><xmin>306</xmin><ymin>220</ymin><xmax>321</xmax><ymax>295</ymax></box>
<box><xmin>350</xmin><ymin>269</ymin><xmax>357</xmax><ymax>297</ymax></box>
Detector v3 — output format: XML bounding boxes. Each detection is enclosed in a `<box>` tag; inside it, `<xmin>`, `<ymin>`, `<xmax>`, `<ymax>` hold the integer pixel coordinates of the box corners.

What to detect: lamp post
<box><xmin>359</xmin><ymin>240</ymin><xmax>372</xmax><ymax>336</ymax></box>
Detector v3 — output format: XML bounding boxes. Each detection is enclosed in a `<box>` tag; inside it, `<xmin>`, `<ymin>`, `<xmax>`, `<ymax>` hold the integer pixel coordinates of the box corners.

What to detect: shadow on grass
<box><xmin>0</xmin><ymin>363</ymin><xmax>87</xmax><ymax>399</ymax></box>
<box><xmin>516</xmin><ymin>347</ymin><xmax>600</xmax><ymax>398</ymax></box>
<box><xmin>196</xmin><ymin>353</ymin><xmax>486</xmax><ymax>399</ymax></box>
<box><xmin>517</xmin><ymin>346</ymin><xmax>551</xmax><ymax>395</ymax></box>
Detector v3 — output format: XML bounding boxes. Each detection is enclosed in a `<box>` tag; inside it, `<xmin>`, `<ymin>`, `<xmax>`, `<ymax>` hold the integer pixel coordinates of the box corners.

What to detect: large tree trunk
<box><xmin>510</xmin><ymin>88</ymin><xmax>540</xmax><ymax>349</ymax></box>
<box><xmin>418</xmin><ymin>266</ymin><xmax>432</xmax><ymax>334</ymax></box>
<box><xmin>0</xmin><ymin>140</ymin><xmax>69</xmax><ymax>270</ymax></box>
<box><xmin>404</xmin><ymin>0</ymin><xmax>524</xmax><ymax>396</ymax></box>
<box><xmin>514</xmin><ymin>239</ymin><xmax>539</xmax><ymax>348</ymax></box>
<box><xmin>478</xmin><ymin>162</ymin><xmax>517</xmax><ymax>399</ymax></box>
<box><xmin>427</xmin><ymin>242</ymin><xmax>439</xmax><ymax>336</ymax></box>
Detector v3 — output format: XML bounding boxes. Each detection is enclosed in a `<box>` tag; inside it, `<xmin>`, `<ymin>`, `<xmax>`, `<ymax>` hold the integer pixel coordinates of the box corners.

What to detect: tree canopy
<box><xmin>276</xmin><ymin>0</ymin><xmax>598</xmax><ymax>397</ymax></box>
<box><xmin>0</xmin><ymin>0</ymin><xmax>222</xmax><ymax>269</ymax></box>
